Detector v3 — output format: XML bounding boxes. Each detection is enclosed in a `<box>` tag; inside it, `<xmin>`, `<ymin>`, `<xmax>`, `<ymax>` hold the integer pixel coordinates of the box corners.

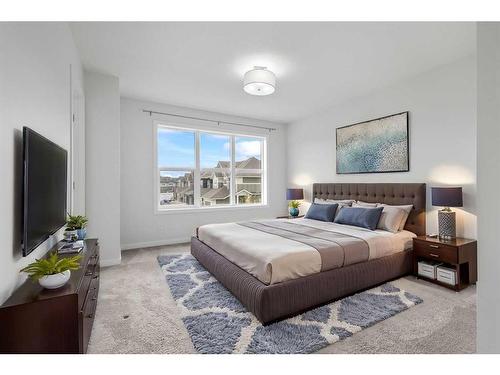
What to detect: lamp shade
<box><xmin>431</xmin><ymin>187</ymin><xmax>463</xmax><ymax>207</ymax></box>
<box><xmin>243</xmin><ymin>67</ymin><xmax>276</xmax><ymax>96</ymax></box>
<box><xmin>286</xmin><ymin>188</ymin><xmax>304</xmax><ymax>200</ymax></box>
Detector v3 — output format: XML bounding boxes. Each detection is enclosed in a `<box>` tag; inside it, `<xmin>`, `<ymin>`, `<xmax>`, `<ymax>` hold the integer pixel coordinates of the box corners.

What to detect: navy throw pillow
<box><xmin>334</xmin><ymin>206</ymin><xmax>384</xmax><ymax>230</ymax></box>
<box><xmin>305</xmin><ymin>203</ymin><xmax>338</xmax><ymax>222</ymax></box>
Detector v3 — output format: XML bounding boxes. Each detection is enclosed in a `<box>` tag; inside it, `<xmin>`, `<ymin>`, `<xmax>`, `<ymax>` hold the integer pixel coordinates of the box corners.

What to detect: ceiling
<box><xmin>70</xmin><ymin>22</ymin><xmax>475</xmax><ymax>124</ymax></box>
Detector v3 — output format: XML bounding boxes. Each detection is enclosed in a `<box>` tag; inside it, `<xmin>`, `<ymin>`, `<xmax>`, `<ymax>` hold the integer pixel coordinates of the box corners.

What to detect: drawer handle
<box><xmin>92</xmin><ymin>297</ymin><xmax>97</xmax><ymax>301</ymax></box>
<box><xmin>93</xmin><ymin>275</ymin><xmax>99</xmax><ymax>279</ymax></box>
<box><xmin>85</xmin><ymin>271</ymin><xmax>93</xmax><ymax>276</ymax></box>
<box><xmin>429</xmin><ymin>245</ymin><xmax>440</xmax><ymax>249</ymax></box>
<box><xmin>429</xmin><ymin>253</ymin><xmax>440</xmax><ymax>258</ymax></box>
<box><xmin>87</xmin><ymin>313</ymin><xmax>93</xmax><ymax>319</ymax></box>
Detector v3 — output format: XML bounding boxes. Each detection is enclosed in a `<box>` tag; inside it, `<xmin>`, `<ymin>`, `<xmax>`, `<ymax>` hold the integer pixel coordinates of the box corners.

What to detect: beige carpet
<box><xmin>87</xmin><ymin>244</ymin><xmax>476</xmax><ymax>354</ymax></box>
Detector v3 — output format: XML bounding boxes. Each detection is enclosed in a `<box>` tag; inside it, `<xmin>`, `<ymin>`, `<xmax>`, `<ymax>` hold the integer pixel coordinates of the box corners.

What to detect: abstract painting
<box><xmin>336</xmin><ymin>112</ymin><xmax>409</xmax><ymax>174</ymax></box>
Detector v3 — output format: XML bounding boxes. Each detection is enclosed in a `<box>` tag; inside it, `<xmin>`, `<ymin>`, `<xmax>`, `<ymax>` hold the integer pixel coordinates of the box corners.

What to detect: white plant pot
<box><xmin>38</xmin><ymin>270</ymin><xmax>71</xmax><ymax>289</ymax></box>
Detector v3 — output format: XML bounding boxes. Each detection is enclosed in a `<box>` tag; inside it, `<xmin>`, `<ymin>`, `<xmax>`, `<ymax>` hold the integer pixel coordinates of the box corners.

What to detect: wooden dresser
<box><xmin>0</xmin><ymin>238</ymin><xmax>100</xmax><ymax>354</ymax></box>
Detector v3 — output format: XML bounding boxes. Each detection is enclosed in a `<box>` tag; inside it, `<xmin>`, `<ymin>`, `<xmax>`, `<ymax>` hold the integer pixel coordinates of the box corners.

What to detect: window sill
<box><xmin>155</xmin><ymin>204</ymin><xmax>269</xmax><ymax>215</ymax></box>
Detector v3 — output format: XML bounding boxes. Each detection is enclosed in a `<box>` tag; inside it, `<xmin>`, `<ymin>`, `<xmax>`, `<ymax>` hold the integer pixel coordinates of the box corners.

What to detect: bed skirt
<box><xmin>191</xmin><ymin>236</ymin><xmax>413</xmax><ymax>325</ymax></box>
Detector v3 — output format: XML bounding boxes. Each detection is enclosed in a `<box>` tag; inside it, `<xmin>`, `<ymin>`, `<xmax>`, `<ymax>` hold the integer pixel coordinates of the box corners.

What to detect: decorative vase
<box><xmin>289</xmin><ymin>207</ymin><xmax>299</xmax><ymax>217</ymax></box>
<box><xmin>38</xmin><ymin>270</ymin><xmax>71</xmax><ymax>289</ymax></box>
<box><xmin>64</xmin><ymin>230</ymin><xmax>78</xmax><ymax>241</ymax></box>
<box><xmin>76</xmin><ymin>228</ymin><xmax>87</xmax><ymax>240</ymax></box>
<box><xmin>438</xmin><ymin>210</ymin><xmax>456</xmax><ymax>239</ymax></box>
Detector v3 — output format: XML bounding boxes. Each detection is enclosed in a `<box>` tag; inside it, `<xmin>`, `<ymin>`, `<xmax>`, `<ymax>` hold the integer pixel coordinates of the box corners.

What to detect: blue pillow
<box><xmin>305</xmin><ymin>203</ymin><xmax>338</xmax><ymax>222</ymax></box>
<box><xmin>334</xmin><ymin>206</ymin><xmax>384</xmax><ymax>230</ymax></box>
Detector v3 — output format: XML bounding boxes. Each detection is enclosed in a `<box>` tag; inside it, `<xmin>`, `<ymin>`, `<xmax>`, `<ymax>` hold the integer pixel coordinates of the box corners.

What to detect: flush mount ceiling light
<box><xmin>243</xmin><ymin>66</ymin><xmax>276</xmax><ymax>96</ymax></box>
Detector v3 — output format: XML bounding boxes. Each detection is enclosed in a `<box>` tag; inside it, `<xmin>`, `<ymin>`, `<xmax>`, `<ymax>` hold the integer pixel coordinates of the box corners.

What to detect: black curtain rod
<box><xmin>142</xmin><ymin>109</ymin><xmax>276</xmax><ymax>132</ymax></box>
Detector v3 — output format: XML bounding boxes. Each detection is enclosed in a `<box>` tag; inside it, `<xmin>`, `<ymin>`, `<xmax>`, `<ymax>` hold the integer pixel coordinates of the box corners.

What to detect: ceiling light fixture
<box><xmin>243</xmin><ymin>66</ymin><xmax>276</xmax><ymax>96</ymax></box>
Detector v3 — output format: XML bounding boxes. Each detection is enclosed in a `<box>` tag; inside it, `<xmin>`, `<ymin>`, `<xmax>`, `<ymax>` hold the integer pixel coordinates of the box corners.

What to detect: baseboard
<box><xmin>121</xmin><ymin>237</ymin><xmax>191</xmax><ymax>251</ymax></box>
<box><xmin>100</xmin><ymin>256</ymin><xmax>122</xmax><ymax>267</ymax></box>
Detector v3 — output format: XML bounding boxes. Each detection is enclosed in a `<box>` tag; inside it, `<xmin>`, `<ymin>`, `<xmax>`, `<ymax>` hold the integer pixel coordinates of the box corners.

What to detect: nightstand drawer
<box><xmin>414</xmin><ymin>241</ymin><xmax>458</xmax><ymax>263</ymax></box>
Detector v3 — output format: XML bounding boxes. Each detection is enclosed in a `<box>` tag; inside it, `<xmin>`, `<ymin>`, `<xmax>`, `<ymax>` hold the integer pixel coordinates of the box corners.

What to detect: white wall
<box><xmin>0</xmin><ymin>23</ymin><xmax>83</xmax><ymax>303</ymax></box>
<box><xmin>477</xmin><ymin>22</ymin><xmax>500</xmax><ymax>353</ymax></box>
<box><xmin>287</xmin><ymin>57</ymin><xmax>477</xmax><ymax>239</ymax></box>
<box><xmin>85</xmin><ymin>71</ymin><xmax>121</xmax><ymax>266</ymax></box>
<box><xmin>120</xmin><ymin>98</ymin><xmax>288</xmax><ymax>249</ymax></box>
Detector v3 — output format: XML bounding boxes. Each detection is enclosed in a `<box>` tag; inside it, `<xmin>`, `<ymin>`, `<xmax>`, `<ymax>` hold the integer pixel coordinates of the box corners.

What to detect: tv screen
<box><xmin>23</xmin><ymin>127</ymin><xmax>67</xmax><ymax>256</ymax></box>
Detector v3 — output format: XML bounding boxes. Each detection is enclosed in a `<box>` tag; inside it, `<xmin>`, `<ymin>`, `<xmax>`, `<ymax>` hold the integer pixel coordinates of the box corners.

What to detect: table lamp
<box><xmin>431</xmin><ymin>187</ymin><xmax>463</xmax><ymax>239</ymax></box>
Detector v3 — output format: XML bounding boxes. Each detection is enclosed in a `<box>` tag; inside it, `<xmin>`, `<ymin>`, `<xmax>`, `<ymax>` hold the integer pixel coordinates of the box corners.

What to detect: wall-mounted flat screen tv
<box><xmin>22</xmin><ymin>127</ymin><xmax>67</xmax><ymax>256</ymax></box>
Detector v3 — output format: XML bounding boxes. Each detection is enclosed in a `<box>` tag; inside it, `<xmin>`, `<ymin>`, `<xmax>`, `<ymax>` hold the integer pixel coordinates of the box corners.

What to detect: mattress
<box><xmin>197</xmin><ymin>218</ymin><xmax>415</xmax><ymax>285</ymax></box>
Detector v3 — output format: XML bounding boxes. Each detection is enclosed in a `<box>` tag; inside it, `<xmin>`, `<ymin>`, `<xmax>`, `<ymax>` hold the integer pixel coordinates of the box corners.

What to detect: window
<box><xmin>156</xmin><ymin>124</ymin><xmax>266</xmax><ymax>210</ymax></box>
<box><xmin>234</xmin><ymin>136</ymin><xmax>264</xmax><ymax>205</ymax></box>
<box><xmin>157</xmin><ymin>128</ymin><xmax>195</xmax><ymax>207</ymax></box>
<box><xmin>200</xmin><ymin>133</ymin><xmax>231</xmax><ymax>206</ymax></box>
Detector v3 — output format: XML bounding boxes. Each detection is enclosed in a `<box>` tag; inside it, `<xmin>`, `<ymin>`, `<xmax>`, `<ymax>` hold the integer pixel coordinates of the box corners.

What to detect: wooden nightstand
<box><xmin>412</xmin><ymin>236</ymin><xmax>477</xmax><ymax>291</ymax></box>
<box><xmin>276</xmin><ymin>215</ymin><xmax>304</xmax><ymax>219</ymax></box>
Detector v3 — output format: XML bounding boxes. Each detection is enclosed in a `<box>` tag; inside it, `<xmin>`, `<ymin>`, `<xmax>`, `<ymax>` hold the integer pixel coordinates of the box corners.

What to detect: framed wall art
<box><xmin>336</xmin><ymin>111</ymin><xmax>409</xmax><ymax>174</ymax></box>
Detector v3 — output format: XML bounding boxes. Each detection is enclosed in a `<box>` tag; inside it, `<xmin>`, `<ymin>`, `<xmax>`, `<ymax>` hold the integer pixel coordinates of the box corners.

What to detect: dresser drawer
<box><xmin>80</xmin><ymin>275</ymin><xmax>99</xmax><ymax>354</ymax></box>
<box><xmin>414</xmin><ymin>240</ymin><xmax>458</xmax><ymax>264</ymax></box>
<box><xmin>77</xmin><ymin>253</ymin><xmax>99</xmax><ymax>310</ymax></box>
<box><xmin>79</xmin><ymin>245</ymin><xmax>99</xmax><ymax>354</ymax></box>
<box><xmin>89</xmin><ymin>272</ymin><xmax>100</xmax><ymax>299</ymax></box>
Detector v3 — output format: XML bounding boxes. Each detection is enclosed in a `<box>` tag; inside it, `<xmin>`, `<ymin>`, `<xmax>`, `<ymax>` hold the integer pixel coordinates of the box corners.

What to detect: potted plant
<box><xmin>20</xmin><ymin>252</ymin><xmax>82</xmax><ymax>289</ymax></box>
<box><xmin>65</xmin><ymin>214</ymin><xmax>88</xmax><ymax>240</ymax></box>
<box><xmin>288</xmin><ymin>200</ymin><xmax>301</xmax><ymax>217</ymax></box>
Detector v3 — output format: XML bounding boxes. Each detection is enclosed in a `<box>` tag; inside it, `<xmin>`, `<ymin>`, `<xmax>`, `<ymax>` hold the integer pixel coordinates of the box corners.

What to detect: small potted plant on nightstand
<box><xmin>289</xmin><ymin>200</ymin><xmax>301</xmax><ymax>217</ymax></box>
<box><xmin>20</xmin><ymin>252</ymin><xmax>82</xmax><ymax>289</ymax></box>
<box><xmin>65</xmin><ymin>214</ymin><xmax>88</xmax><ymax>240</ymax></box>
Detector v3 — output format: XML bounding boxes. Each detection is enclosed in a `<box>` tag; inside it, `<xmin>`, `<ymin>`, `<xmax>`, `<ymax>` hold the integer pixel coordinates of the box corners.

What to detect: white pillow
<box><xmin>314</xmin><ymin>198</ymin><xmax>354</xmax><ymax>205</ymax></box>
<box><xmin>376</xmin><ymin>206</ymin><xmax>406</xmax><ymax>233</ymax></box>
<box><xmin>353</xmin><ymin>200</ymin><xmax>378</xmax><ymax>207</ymax></box>
<box><xmin>377</xmin><ymin>203</ymin><xmax>413</xmax><ymax>231</ymax></box>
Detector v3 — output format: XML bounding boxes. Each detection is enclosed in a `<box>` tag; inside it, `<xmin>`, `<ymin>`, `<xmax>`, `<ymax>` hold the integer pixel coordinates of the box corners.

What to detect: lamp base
<box><xmin>438</xmin><ymin>210</ymin><xmax>456</xmax><ymax>239</ymax></box>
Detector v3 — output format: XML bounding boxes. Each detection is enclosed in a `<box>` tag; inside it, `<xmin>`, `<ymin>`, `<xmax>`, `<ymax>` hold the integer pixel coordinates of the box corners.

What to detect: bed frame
<box><xmin>191</xmin><ymin>183</ymin><xmax>426</xmax><ymax>324</ymax></box>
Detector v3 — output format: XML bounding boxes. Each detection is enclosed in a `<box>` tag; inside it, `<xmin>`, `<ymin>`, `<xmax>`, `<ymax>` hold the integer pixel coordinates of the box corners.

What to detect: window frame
<box><xmin>154</xmin><ymin>121</ymin><xmax>268</xmax><ymax>213</ymax></box>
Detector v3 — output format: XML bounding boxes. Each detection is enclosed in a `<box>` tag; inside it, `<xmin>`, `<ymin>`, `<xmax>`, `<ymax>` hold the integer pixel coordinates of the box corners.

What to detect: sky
<box><xmin>158</xmin><ymin>129</ymin><xmax>262</xmax><ymax>171</ymax></box>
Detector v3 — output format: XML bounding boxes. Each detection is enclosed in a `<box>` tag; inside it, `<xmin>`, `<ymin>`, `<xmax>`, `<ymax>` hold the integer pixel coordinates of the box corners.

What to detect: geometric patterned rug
<box><xmin>157</xmin><ymin>254</ymin><xmax>423</xmax><ymax>354</ymax></box>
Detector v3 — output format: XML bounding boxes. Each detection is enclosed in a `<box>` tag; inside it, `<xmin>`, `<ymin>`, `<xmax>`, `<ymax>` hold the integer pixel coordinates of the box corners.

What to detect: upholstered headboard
<box><xmin>312</xmin><ymin>183</ymin><xmax>426</xmax><ymax>236</ymax></box>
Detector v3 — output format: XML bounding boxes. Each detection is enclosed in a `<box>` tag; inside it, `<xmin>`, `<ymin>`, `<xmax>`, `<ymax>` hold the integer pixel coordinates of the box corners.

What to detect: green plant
<box><xmin>20</xmin><ymin>252</ymin><xmax>82</xmax><ymax>281</ymax></box>
<box><xmin>288</xmin><ymin>200</ymin><xmax>301</xmax><ymax>209</ymax></box>
<box><xmin>66</xmin><ymin>214</ymin><xmax>88</xmax><ymax>230</ymax></box>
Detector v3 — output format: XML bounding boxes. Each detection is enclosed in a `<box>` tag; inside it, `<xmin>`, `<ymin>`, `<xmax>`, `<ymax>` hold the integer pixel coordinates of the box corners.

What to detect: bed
<box><xmin>191</xmin><ymin>183</ymin><xmax>426</xmax><ymax>324</ymax></box>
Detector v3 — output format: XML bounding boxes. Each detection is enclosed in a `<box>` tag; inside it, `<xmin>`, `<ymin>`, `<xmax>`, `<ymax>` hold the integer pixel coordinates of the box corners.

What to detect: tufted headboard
<box><xmin>312</xmin><ymin>183</ymin><xmax>426</xmax><ymax>236</ymax></box>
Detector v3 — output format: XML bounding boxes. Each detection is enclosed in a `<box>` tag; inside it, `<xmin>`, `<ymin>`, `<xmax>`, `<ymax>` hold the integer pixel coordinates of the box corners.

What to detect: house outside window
<box><xmin>156</xmin><ymin>123</ymin><xmax>267</xmax><ymax>211</ymax></box>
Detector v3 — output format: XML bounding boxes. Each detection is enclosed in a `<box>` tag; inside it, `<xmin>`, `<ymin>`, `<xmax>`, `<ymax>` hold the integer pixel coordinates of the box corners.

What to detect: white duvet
<box><xmin>197</xmin><ymin>218</ymin><xmax>415</xmax><ymax>285</ymax></box>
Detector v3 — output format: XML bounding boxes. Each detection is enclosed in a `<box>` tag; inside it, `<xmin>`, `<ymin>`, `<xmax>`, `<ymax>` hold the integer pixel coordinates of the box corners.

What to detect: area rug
<box><xmin>157</xmin><ymin>254</ymin><xmax>423</xmax><ymax>354</ymax></box>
